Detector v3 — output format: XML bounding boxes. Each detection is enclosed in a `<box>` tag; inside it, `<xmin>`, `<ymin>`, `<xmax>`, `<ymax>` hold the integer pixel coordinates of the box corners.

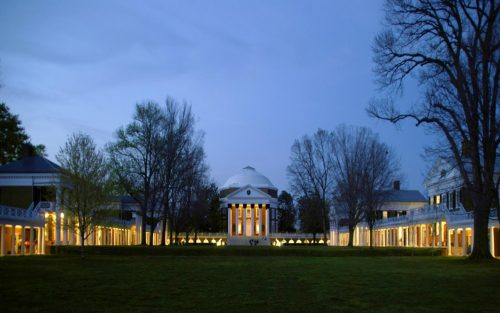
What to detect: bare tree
<box><xmin>57</xmin><ymin>132</ymin><xmax>112</xmax><ymax>257</ymax></box>
<box><xmin>107</xmin><ymin>102</ymin><xmax>165</xmax><ymax>246</ymax></box>
<box><xmin>368</xmin><ymin>0</ymin><xmax>499</xmax><ymax>258</ymax></box>
<box><xmin>330</xmin><ymin>126</ymin><xmax>372</xmax><ymax>247</ymax></box>
<box><xmin>158</xmin><ymin>97</ymin><xmax>201</xmax><ymax>245</ymax></box>
<box><xmin>287</xmin><ymin>129</ymin><xmax>334</xmax><ymax>241</ymax></box>
<box><xmin>360</xmin><ymin>136</ymin><xmax>400</xmax><ymax>247</ymax></box>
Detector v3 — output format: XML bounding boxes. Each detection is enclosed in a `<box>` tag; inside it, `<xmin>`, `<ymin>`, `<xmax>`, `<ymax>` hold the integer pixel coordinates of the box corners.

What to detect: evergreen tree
<box><xmin>277</xmin><ymin>191</ymin><xmax>296</xmax><ymax>232</ymax></box>
<box><xmin>0</xmin><ymin>103</ymin><xmax>46</xmax><ymax>164</ymax></box>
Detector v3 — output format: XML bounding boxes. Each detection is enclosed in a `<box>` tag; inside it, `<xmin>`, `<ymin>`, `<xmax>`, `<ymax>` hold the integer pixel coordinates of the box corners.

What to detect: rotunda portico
<box><xmin>220</xmin><ymin>166</ymin><xmax>278</xmax><ymax>246</ymax></box>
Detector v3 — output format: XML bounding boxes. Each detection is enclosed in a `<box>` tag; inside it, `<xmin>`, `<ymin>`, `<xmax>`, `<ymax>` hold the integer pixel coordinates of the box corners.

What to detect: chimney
<box><xmin>21</xmin><ymin>143</ymin><xmax>35</xmax><ymax>159</ymax></box>
<box><xmin>393</xmin><ymin>180</ymin><xmax>400</xmax><ymax>190</ymax></box>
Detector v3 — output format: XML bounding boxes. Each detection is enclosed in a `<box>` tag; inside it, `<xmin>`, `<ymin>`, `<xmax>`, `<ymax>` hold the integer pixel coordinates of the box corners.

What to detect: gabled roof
<box><xmin>385</xmin><ymin>190</ymin><xmax>427</xmax><ymax>203</ymax></box>
<box><xmin>0</xmin><ymin>156</ymin><xmax>61</xmax><ymax>174</ymax></box>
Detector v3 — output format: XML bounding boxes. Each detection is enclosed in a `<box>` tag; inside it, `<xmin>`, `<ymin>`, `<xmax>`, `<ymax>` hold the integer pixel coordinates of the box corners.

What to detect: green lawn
<box><xmin>0</xmin><ymin>247</ymin><xmax>498</xmax><ymax>313</ymax></box>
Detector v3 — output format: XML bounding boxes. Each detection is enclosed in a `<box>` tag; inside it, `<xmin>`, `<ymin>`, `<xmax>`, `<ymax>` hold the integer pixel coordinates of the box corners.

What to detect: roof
<box><xmin>0</xmin><ymin>156</ymin><xmax>61</xmax><ymax>174</ymax></box>
<box><xmin>111</xmin><ymin>195</ymin><xmax>138</xmax><ymax>204</ymax></box>
<box><xmin>385</xmin><ymin>190</ymin><xmax>427</xmax><ymax>203</ymax></box>
<box><xmin>221</xmin><ymin>166</ymin><xmax>276</xmax><ymax>190</ymax></box>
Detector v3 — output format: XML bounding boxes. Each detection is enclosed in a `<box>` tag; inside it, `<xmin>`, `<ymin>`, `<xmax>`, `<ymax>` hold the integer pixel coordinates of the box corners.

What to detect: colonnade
<box><xmin>334</xmin><ymin>223</ymin><xmax>499</xmax><ymax>258</ymax></box>
<box><xmin>0</xmin><ymin>224</ymin><xmax>45</xmax><ymax>256</ymax></box>
<box><xmin>227</xmin><ymin>203</ymin><xmax>269</xmax><ymax>238</ymax></box>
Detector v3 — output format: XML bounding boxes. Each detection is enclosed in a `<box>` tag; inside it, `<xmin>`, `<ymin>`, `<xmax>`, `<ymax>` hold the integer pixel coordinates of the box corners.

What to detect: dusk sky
<box><xmin>0</xmin><ymin>1</ymin><xmax>433</xmax><ymax>193</ymax></box>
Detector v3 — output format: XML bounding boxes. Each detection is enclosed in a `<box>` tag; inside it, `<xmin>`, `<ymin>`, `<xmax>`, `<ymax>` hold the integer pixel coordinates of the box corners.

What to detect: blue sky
<box><xmin>0</xmin><ymin>0</ymin><xmax>432</xmax><ymax>193</ymax></box>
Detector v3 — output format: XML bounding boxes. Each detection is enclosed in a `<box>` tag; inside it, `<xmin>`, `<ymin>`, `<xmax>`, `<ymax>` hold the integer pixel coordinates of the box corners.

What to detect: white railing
<box><xmin>0</xmin><ymin>205</ymin><xmax>44</xmax><ymax>222</ymax></box>
<box><xmin>34</xmin><ymin>201</ymin><xmax>53</xmax><ymax>212</ymax></box>
<box><xmin>271</xmin><ymin>233</ymin><xmax>321</xmax><ymax>239</ymax></box>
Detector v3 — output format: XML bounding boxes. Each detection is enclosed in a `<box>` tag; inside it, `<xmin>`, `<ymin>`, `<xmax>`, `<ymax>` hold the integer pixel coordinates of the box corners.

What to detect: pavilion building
<box><xmin>220</xmin><ymin>166</ymin><xmax>278</xmax><ymax>246</ymax></box>
<box><xmin>331</xmin><ymin>158</ymin><xmax>499</xmax><ymax>257</ymax></box>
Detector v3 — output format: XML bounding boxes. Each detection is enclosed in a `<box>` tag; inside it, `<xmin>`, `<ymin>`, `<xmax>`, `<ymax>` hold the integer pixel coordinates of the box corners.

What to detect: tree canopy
<box><xmin>0</xmin><ymin>103</ymin><xmax>46</xmax><ymax>164</ymax></box>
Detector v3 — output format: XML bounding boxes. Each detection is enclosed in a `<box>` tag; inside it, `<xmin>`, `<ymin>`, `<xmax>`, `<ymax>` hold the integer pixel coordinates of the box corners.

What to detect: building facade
<box><xmin>0</xmin><ymin>156</ymin><xmax>163</xmax><ymax>256</ymax></box>
<box><xmin>331</xmin><ymin>159</ymin><xmax>500</xmax><ymax>257</ymax></box>
<box><xmin>220</xmin><ymin>166</ymin><xmax>278</xmax><ymax>245</ymax></box>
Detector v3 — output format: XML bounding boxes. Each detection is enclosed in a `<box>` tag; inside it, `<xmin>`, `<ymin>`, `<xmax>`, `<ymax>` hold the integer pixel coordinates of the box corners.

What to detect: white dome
<box><xmin>221</xmin><ymin>166</ymin><xmax>276</xmax><ymax>190</ymax></box>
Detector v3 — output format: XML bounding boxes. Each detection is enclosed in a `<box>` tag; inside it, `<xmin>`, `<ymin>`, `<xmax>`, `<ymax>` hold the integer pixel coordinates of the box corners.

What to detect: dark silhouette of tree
<box><xmin>277</xmin><ymin>191</ymin><xmax>296</xmax><ymax>232</ymax></box>
<box><xmin>298</xmin><ymin>195</ymin><xmax>324</xmax><ymax>242</ymax></box>
<box><xmin>0</xmin><ymin>103</ymin><xmax>46</xmax><ymax>164</ymax></box>
<box><xmin>330</xmin><ymin>126</ymin><xmax>371</xmax><ymax>247</ymax></box>
<box><xmin>368</xmin><ymin>0</ymin><xmax>499</xmax><ymax>258</ymax></box>
<box><xmin>107</xmin><ymin>102</ymin><xmax>165</xmax><ymax>246</ymax></box>
<box><xmin>360</xmin><ymin>135</ymin><xmax>400</xmax><ymax>247</ymax></box>
<box><xmin>287</xmin><ymin>129</ymin><xmax>334</xmax><ymax>241</ymax></box>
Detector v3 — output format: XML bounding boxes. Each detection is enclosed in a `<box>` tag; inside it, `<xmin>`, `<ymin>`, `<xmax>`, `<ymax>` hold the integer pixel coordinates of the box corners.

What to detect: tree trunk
<box><xmin>470</xmin><ymin>205</ymin><xmax>493</xmax><ymax>259</ymax></box>
<box><xmin>160</xmin><ymin>216</ymin><xmax>167</xmax><ymax>246</ymax></box>
<box><xmin>369</xmin><ymin>225</ymin><xmax>373</xmax><ymax>248</ymax></box>
<box><xmin>348</xmin><ymin>225</ymin><xmax>355</xmax><ymax>247</ymax></box>
<box><xmin>80</xmin><ymin>229</ymin><xmax>85</xmax><ymax>258</ymax></box>
<box><xmin>149</xmin><ymin>225</ymin><xmax>155</xmax><ymax>246</ymax></box>
<box><xmin>169</xmin><ymin>218</ymin><xmax>174</xmax><ymax>246</ymax></box>
<box><xmin>140</xmin><ymin>208</ymin><xmax>147</xmax><ymax>246</ymax></box>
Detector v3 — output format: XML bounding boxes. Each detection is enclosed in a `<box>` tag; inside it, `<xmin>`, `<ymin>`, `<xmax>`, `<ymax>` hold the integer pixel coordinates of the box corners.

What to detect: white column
<box><xmin>251</xmin><ymin>206</ymin><xmax>255</xmax><ymax>237</ymax></box>
<box><xmin>63</xmin><ymin>215</ymin><xmax>68</xmax><ymax>245</ymax></box>
<box><xmin>471</xmin><ymin>227</ymin><xmax>474</xmax><ymax>252</ymax></box>
<box><xmin>40</xmin><ymin>226</ymin><xmax>45</xmax><ymax>254</ymax></box>
<box><xmin>462</xmin><ymin>229</ymin><xmax>467</xmax><ymax>256</ymax></box>
<box><xmin>1</xmin><ymin>225</ymin><xmax>5</xmax><ymax>256</ymax></box>
<box><xmin>490</xmin><ymin>227</ymin><xmax>495</xmax><ymax>257</ymax></box>
<box><xmin>55</xmin><ymin>186</ymin><xmax>61</xmax><ymax>245</ymax></box>
<box><xmin>265</xmin><ymin>207</ymin><xmax>270</xmax><ymax>237</ymax></box>
<box><xmin>90</xmin><ymin>227</ymin><xmax>95</xmax><ymax>246</ymax></box>
<box><xmin>227</xmin><ymin>205</ymin><xmax>231</xmax><ymax>237</ymax></box>
<box><xmin>11</xmin><ymin>225</ymin><xmax>16</xmax><ymax>255</ymax></box>
<box><xmin>259</xmin><ymin>207</ymin><xmax>262</xmax><ymax>237</ymax></box>
<box><xmin>29</xmin><ymin>227</ymin><xmax>34</xmax><ymax>255</ymax></box>
<box><xmin>454</xmin><ymin>229</ymin><xmax>458</xmax><ymax>256</ymax></box>
<box><xmin>447</xmin><ymin>229</ymin><xmax>451</xmax><ymax>256</ymax></box>
<box><xmin>437</xmin><ymin>222</ymin><xmax>442</xmax><ymax>247</ymax></box>
<box><xmin>37</xmin><ymin>227</ymin><xmax>41</xmax><ymax>254</ymax></box>
<box><xmin>21</xmin><ymin>226</ymin><xmax>25</xmax><ymax>255</ymax></box>
<box><xmin>242</xmin><ymin>206</ymin><xmax>247</xmax><ymax>237</ymax></box>
<box><xmin>419</xmin><ymin>225</ymin><xmax>423</xmax><ymax>247</ymax></box>
<box><xmin>424</xmin><ymin>225</ymin><xmax>429</xmax><ymax>247</ymax></box>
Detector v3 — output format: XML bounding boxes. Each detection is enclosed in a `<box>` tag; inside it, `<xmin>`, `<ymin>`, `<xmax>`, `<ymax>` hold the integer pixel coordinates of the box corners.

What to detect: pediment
<box><xmin>223</xmin><ymin>184</ymin><xmax>272</xmax><ymax>200</ymax></box>
<box><xmin>424</xmin><ymin>158</ymin><xmax>461</xmax><ymax>187</ymax></box>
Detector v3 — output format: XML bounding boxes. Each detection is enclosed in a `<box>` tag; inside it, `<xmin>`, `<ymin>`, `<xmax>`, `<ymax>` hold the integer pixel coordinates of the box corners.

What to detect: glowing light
<box><xmin>60</xmin><ymin>212</ymin><xmax>64</xmax><ymax>219</ymax></box>
<box><xmin>296</xmin><ymin>239</ymin><xmax>302</xmax><ymax>244</ymax></box>
<box><xmin>196</xmin><ymin>239</ymin><xmax>201</xmax><ymax>244</ymax></box>
<box><xmin>319</xmin><ymin>239</ymin><xmax>324</xmax><ymax>244</ymax></box>
<box><xmin>203</xmin><ymin>239</ymin><xmax>209</xmax><ymax>244</ymax></box>
<box><xmin>44</xmin><ymin>212</ymin><xmax>49</xmax><ymax>218</ymax></box>
<box><xmin>188</xmin><ymin>239</ymin><xmax>194</xmax><ymax>244</ymax></box>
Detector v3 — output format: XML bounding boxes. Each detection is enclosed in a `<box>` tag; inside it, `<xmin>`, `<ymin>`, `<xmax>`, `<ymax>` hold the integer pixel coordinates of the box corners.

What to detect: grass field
<box><xmin>1</xmin><ymin>247</ymin><xmax>499</xmax><ymax>313</ymax></box>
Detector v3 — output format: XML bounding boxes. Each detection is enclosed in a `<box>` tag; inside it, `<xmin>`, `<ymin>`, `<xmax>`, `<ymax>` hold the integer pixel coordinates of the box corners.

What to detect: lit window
<box><xmin>436</xmin><ymin>195</ymin><xmax>441</xmax><ymax>204</ymax></box>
